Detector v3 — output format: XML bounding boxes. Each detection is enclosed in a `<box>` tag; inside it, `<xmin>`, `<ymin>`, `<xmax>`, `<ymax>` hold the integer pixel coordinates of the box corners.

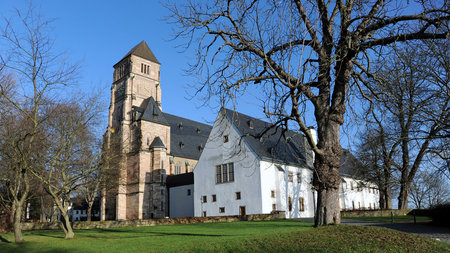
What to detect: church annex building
<box><xmin>100</xmin><ymin>41</ymin><xmax>379</xmax><ymax>221</ymax></box>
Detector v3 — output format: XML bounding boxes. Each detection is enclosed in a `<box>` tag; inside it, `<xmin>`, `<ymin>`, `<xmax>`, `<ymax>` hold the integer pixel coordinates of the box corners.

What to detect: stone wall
<box><xmin>21</xmin><ymin>212</ymin><xmax>286</xmax><ymax>231</ymax></box>
<box><xmin>341</xmin><ymin>209</ymin><xmax>412</xmax><ymax>218</ymax></box>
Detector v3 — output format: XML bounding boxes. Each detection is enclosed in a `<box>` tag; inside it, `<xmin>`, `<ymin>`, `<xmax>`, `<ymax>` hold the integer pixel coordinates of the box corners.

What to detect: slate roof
<box><xmin>340</xmin><ymin>150</ymin><xmax>364</xmax><ymax>179</ymax></box>
<box><xmin>166</xmin><ymin>172</ymin><xmax>194</xmax><ymax>187</ymax></box>
<box><xmin>150</xmin><ymin>136</ymin><xmax>166</xmax><ymax>149</ymax></box>
<box><xmin>223</xmin><ymin>108</ymin><xmax>314</xmax><ymax>168</ymax></box>
<box><xmin>163</xmin><ymin>113</ymin><xmax>212</xmax><ymax>160</ymax></box>
<box><xmin>139</xmin><ymin>97</ymin><xmax>170</xmax><ymax>126</ymax></box>
<box><xmin>116</xmin><ymin>41</ymin><xmax>160</xmax><ymax>66</ymax></box>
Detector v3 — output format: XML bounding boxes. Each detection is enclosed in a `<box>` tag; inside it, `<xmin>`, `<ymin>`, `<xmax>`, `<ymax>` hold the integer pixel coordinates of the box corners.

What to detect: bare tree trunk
<box><xmin>315</xmin><ymin>185</ymin><xmax>341</xmax><ymax>225</ymax></box>
<box><xmin>60</xmin><ymin>211</ymin><xmax>74</xmax><ymax>239</ymax></box>
<box><xmin>313</xmin><ymin>121</ymin><xmax>342</xmax><ymax>226</ymax></box>
<box><xmin>13</xmin><ymin>202</ymin><xmax>24</xmax><ymax>243</ymax></box>
<box><xmin>398</xmin><ymin>184</ymin><xmax>410</xmax><ymax>210</ymax></box>
<box><xmin>87</xmin><ymin>203</ymin><xmax>93</xmax><ymax>222</ymax></box>
<box><xmin>53</xmin><ymin>197</ymin><xmax>75</xmax><ymax>239</ymax></box>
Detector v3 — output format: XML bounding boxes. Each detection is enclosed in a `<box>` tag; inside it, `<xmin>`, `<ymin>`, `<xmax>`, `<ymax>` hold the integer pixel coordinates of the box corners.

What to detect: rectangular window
<box><xmin>288</xmin><ymin>196</ymin><xmax>292</xmax><ymax>211</ymax></box>
<box><xmin>369</xmin><ymin>203</ymin><xmax>372</xmax><ymax>209</ymax></box>
<box><xmin>202</xmin><ymin>195</ymin><xmax>207</xmax><ymax>203</ymax></box>
<box><xmin>299</xmin><ymin>197</ymin><xmax>305</xmax><ymax>212</ymax></box>
<box><xmin>288</xmin><ymin>171</ymin><xmax>293</xmax><ymax>182</ymax></box>
<box><xmin>352</xmin><ymin>201</ymin><xmax>355</xmax><ymax>210</ymax></box>
<box><xmin>216</xmin><ymin>163</ymin><xmax>234</xmax><ymax>183</ymax></box>
<box><xmin>187</xmin><ymin>189</ymin><xmax>191</xmax><ymax>196</ymax></box>
<box><xmin>351</xmin><ymin>182</ymin><xmax>354</xmax><ymax>190</ymax></box>
<box><xmin>228</xmin><ymin>163</ymin><xmax>234</xmax><ymax>182</ymax></box>
<box><xmin>297</xmin><ymin>173</ymin><xmax>302</xmax><ymax>183</ymax></box>
<box><xmin>202</xmin><ymin>211</ymin><xmax>206</xmax><ymax>217</ymax></box>
<box><xmin>175</xmin><ymin>165</ymin><xmax>181</xmax><ymax>175</ymax></box>
<box><xmin>216</xmin><ymin>165</ymin><xmax>222</xmax><ymax>183</ymax></box>
<box><xmin>223</xmin><ymin>135</ymin><xmax>229</xmax><ymax>143</ymax></box>
<box><xmin>270</xmin><ymin>190</ymin><xmax>275</xmax><ymax>198</ymax></box>
<box><xmin>141</xmin><ymin>63</ymin><xmax>144</xmax><ymax>73</ymax></box>
<box><xmin>222</xmin><ymin>163</ymin><xmax>228</xmax><ymax>182</ymax></box>
<box><xmin>219</xmin><ymin>207</ymin><xmax>225</xmax><ymax>213</ymax></box>
<box><xmin>212</xmin><ymin>194</ymin><xmax>216</xmax><ymax>202</ymax></box>
<box><xmin>272</xmin><ymin>204</ymin><xmax>277</xmax><ymax>211</ymax></box>
<box><xmin>235</xmin><ymin>192</ymin><xmax>241</xmax><ymax>200</ymax></box>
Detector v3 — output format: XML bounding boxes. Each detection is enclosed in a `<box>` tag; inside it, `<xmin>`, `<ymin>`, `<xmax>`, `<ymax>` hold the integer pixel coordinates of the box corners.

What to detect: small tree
<box><xmin>32</xmin><ymin>99</ymin><xmax>101</xmax><ymax>239</ymax></box>
<box><xmin>410</xmin><ymin>171</ymin><xmax>450</xmax><ymax>209</ymax></box>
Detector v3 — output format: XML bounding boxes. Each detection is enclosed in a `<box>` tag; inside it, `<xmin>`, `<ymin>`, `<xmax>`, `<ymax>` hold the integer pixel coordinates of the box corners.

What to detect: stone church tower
<box><xmin>101</xmin><ymin>41</ymin><xmax>211</xmax><ymax>221</ymax></box>
<box><xmin>103</xmin><ymin>41</ymin><xmax>169</xmax><ymax>220</ymax></box>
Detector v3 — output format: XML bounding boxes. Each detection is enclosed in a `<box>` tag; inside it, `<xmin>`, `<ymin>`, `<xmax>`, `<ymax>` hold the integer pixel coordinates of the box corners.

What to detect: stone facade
<box><xmin>102</xmin><ymin>41</ymin><xmax>211</xmax><ymax>221</ymax></box>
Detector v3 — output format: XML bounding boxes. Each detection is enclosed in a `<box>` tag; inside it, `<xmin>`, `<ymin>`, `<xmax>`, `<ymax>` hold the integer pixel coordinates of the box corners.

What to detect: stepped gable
<box><xmin>116</xmin><ymin>40</ymin><xmax>160</xmax><ymax>65</ymax></box>
<box><xmin>139</xmin><ymin>97</ymin><xmax>170</xmax><ymax>126</ymax></box>
<box><xmin>223</xmin><ymin>108</ymin><xmax>313</xmax><ymax>168</ymax></box>
<box><xmin>163</xmin><ymin>113</ymin><xmax>212</xmax><ymax>160</ymax></box>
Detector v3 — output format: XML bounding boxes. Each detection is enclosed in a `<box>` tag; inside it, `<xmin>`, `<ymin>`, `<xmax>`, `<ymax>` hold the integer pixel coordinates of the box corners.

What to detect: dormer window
<box><xmin>179</xmin><ymin>142</ymin><xmax>184</xmax><ymax>148</ymax></box>
<box><xmin>178</xmin><ymin>122</ymin><xmax>183</xmax><ymax>130</ymax></box>
<box><xmin>198</xmin><ymin>144</ymin><xmax>204</xmax><ymax>151</ymax></box>
<box><xmin>196</xmin><ymin>128</ymin><xmax>201</xmax><ymax>134</ymax></box>
<box><xmin>248</xmin><ymin>120</ymin><xmax>254</xmax><ymax>129</ymax></box>
<box><xmin>223</xmin><ymin>135</ymin><xmax>229</xmax><ymax>143</ymax></box>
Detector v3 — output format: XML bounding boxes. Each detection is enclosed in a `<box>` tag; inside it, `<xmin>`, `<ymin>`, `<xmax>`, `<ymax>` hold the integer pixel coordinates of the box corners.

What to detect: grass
<box><xmin>346</xmin><ymin>215</ymin><xmax>432</xmax><ymax>223</ymax></box>
<box><xmin>0</xmin><ymin>220</ymin><xmax>447</xmax><ymax>253</ymax></box>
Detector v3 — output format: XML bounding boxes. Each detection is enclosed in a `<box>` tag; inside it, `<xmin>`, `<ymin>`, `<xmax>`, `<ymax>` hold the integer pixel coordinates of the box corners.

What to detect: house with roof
<box><xmin>193</xmin><ymin>109</ymin><xmax>317</xmax><ymax>218</ymax></box>
<box><xmin>193</xmin><ymin>109</ymin><xmax>379</xmax><ymax>218</ymax></box>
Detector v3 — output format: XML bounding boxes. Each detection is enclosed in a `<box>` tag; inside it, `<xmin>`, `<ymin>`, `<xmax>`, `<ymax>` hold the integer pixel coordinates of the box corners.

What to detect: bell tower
<box><xmin>103</xmin><ymin>41</ymin><xmax>163</xmax><ymax>220</ymax></box>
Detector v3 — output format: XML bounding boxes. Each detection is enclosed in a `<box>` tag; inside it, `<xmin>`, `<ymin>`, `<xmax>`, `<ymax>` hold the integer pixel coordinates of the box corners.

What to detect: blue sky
<box><xmin>1</xmin><ymin>0</ymin><xmax>357</xmax><ymax>147</ymax></box>
<box><xmin>1</xmin><ymin>0</ymin><xmax>229</xmax><ymax>124</ymax></box>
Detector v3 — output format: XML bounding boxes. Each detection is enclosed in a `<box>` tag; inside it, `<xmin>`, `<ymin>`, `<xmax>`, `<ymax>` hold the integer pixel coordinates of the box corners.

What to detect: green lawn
<box><xmin>346</xmin><ymin>215</ymin><xmax>432</xmax><ymax>223</ymax></box>
<box><xmin>0</xmin><ymin>220</ymin><xmax>447</xmax><ymax>253</ymax></box>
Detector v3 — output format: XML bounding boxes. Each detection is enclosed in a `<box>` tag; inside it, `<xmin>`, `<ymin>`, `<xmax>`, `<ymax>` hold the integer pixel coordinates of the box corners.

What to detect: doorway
<box><xmin>239</xmin><ymin>206</ymin><xmax>246</xmax><ymax>216</ymax></box>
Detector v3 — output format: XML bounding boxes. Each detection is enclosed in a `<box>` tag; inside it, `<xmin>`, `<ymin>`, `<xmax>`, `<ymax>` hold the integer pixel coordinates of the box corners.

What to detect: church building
<box><xmin>102</xmin><ymin>41</ymin><xmax>211</xmax><ymax>220</ymax></box>
<box><xmin>101</xmin><ymin>41</ymin><xmax>379</xmax><ymax>221</ymax></box>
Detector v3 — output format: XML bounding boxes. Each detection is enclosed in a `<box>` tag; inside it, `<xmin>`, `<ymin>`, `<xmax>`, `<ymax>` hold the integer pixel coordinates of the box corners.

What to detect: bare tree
<box><xmin>166</xmin><ymin>0</ymin><xmax>449</xmax><ymax>225</ymax></box>
<box><xmin>410</xmin><ymin>171</ymin><xmax>450</xmax><ymax>209</ymax></box>
<box><xmin>32</xmin><ymin>99</ymin><xmax>101</xmax><ymax>239</ymax></box>
<box><xmin>0</xmin><ymin>5</ymin><xmax>78</xmax><ymax>241</ymax></box>
<box><xmin>357</xmin><ymin>127</ymin><xmax>397</xmax><ymax>209</ymax></box>
<box><xmin>359</xmin><ymin>40</ymin><xmax>449</xmax><ymax>209</ymax></box>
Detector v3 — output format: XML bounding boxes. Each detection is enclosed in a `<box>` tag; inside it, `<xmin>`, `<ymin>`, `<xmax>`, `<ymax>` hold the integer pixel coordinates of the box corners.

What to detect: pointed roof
<box><xmin>150</xmin><ymin>136</ymin><xmax>166</xmax><ymax>149</ymax></box>
<box><xmin>116</xmin><ymin>41</ymin><xmax>160</xmax><ymax>66</ymax></box>
<box><xmin>140</xmin><ymin>97</ymin><xmax>169</xmax><ymax>125</ymax></box>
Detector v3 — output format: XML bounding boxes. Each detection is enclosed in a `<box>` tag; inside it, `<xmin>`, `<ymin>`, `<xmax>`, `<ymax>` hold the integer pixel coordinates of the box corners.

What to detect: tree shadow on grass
<box><xmin>0</xmin><ymin>235</ymin><xmax>11</xmax><ymax>243</ymax></box>
<box><xmin>79</xmin><ymin>228</ymin><xmax>228</xmax><ymax>239</ymax></box>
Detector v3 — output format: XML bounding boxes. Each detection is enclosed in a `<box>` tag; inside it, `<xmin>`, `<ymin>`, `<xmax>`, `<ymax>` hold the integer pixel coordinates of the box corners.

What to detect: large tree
<box><xmin>167</xmin><ymin>0</ymin><xmax>449</xmax><ymax>225</ymax></box>
<box><xmin>0</xmin><ymin>6</ymin><xmax>78</xmax><ymax>241</ymax></box>
<box><xmin>359</xmin><ymin>41</ymin><xmax>449</xmax><ymax>209</ymax></box>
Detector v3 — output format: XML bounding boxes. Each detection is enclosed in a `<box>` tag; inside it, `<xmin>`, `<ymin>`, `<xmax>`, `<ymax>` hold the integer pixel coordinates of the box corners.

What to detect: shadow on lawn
<box><xmin>0</xmin><ymin>235</ymin><xmax>11</xmax><ymax>243</ymax></box>
<box><xmin>80</xmin><ymin>228</ymin><xmax>228</xmax><ymax>239</ymax></box>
